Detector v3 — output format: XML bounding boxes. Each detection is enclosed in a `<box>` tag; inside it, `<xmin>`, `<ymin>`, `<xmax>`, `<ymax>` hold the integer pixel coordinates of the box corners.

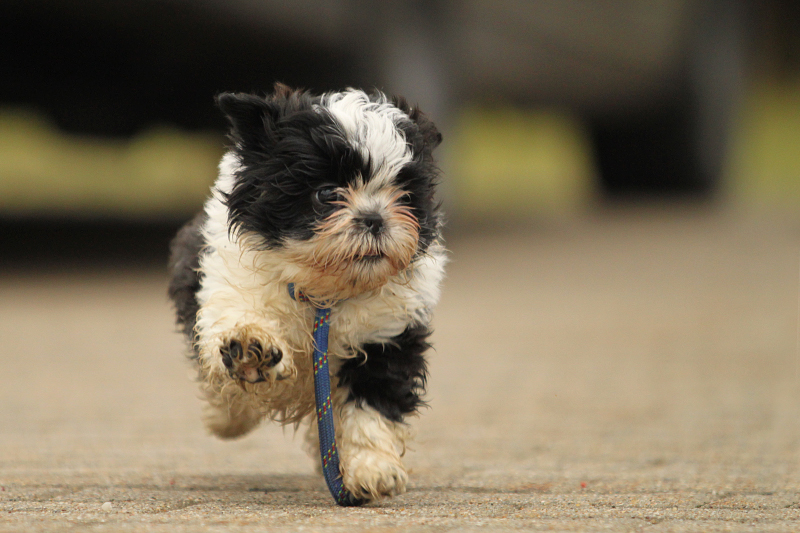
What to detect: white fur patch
<box><xmin>320</xmin><ymin>89</ymin><xmax>413</xmax><ymax>190</ymax></box>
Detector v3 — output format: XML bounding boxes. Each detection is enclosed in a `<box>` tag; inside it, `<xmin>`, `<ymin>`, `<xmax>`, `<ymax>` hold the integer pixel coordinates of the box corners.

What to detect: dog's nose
<box><xmin>360</xmin><ymin>213</ymin><xmax>384</xmax><ymax>236</ymax></box>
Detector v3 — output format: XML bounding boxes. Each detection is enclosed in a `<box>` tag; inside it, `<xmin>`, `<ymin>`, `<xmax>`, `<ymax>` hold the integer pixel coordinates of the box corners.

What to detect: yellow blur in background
<box><xmin>0</xmin><ymin>109</ymin><xmax>222</xmax><ymax>218</ymax></box>
<box><xmin>728</xmin><ymin>77</ymin><xmax>800</xmax><ymax>207</ymax></box>
<box><xmin>449</xmin><ymin>107</ymin><xmax>595</xmax><ymax>217</ymax></box>
<box><xmin>1</xmin><ymin>77</ymin><xmax>800</xmax><ymax>218</ymax></box>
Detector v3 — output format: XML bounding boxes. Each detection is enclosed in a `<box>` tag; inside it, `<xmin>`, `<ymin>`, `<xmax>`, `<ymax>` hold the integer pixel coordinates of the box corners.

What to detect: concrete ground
<box><xmin>2</xmin><ymin>206</ymin><xmax>800</xmax><ymax>532</ymax></box>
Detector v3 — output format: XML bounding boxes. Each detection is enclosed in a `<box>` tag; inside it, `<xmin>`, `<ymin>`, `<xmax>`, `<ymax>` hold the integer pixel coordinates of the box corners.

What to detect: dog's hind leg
<box><xmin>199</xmin><ymin>375</ymin><xmax>264</xmax><ymax>439</ymax></box>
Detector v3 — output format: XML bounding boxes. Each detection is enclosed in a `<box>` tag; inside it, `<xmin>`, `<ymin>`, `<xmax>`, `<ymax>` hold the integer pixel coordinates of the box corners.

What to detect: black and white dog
<box><xmin>168</xmin><ymin>84</ymin><xmax>446</xmax><ymax>501</ymax></box>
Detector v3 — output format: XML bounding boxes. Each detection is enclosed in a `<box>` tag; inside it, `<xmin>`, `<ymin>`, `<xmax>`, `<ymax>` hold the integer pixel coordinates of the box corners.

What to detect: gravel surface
<box><xmin>2</xmin><ymin>207</ymin><xmax>799</xmax><ymax>532</ymax></box>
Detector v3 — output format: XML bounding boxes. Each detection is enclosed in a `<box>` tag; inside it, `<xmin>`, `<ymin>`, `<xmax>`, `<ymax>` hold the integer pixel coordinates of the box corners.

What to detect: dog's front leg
<box><xmin>333</xmin><ymin>324</ymin><xmax>430</xmax><ymax>501</ymax></box>
<box><xmin>194</xmin><ymin>281</ymin><xmax>295</xmax><ymax>438</ymax></box>
<box><xmin>196</xmin><ymin>287</ymin><xmax>294</xmax><ymax>384</ymax></box>
<box><xmin>335</xmin><ymin>399</ymin><xmax>411</xmax><ymax>501</ymax></box>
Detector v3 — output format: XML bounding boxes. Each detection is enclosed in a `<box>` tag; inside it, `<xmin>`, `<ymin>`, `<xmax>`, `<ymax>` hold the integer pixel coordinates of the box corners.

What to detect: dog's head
<box><xmin>217</xmin><ymin>83</ymin><xmax>442</xmax><ymax>300</ymax></box>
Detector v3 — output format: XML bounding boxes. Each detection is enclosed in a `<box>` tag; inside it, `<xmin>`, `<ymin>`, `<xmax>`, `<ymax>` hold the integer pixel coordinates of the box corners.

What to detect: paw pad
<box><xmin>220</xmin><ymin>338</ymin><xmax>282</xmax><ymax>383</ymax></box>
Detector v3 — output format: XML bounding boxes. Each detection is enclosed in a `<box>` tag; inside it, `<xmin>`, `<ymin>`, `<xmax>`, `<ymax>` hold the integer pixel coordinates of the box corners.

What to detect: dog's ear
<box><xmin>413</xmin><ymin>108</ymin><xmax>443</xmax><ymax>152</ymax></box>
<box><xmin>391</xmin><ymin>96</ymin><xmax>443</xmax><ymax>154</ymax></box>
<box><xmin>216</xmin><ymin>92</ymin><xmax>281</xmax><ymax>150</ymax></box>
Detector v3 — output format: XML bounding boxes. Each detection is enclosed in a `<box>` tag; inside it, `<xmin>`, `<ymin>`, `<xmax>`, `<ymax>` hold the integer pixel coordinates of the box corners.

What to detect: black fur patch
<box><xmin>389</xmin><ymin>95</ymin><xmax>443</xmax><ymax>254</ymax></box>
<box><xmin>337</xmin><ymin>324</ymin><xmax>431</xmax><ymax>423</ymax></box>
<box><xmin>167</xmin><ymin>211</ymin><xmax>207</xmax><ymax>353</ymax></box>
<box><xmin>216</xmin><ymin>85</ymin><xmax>442</xmax><ymax>253</ymax></box>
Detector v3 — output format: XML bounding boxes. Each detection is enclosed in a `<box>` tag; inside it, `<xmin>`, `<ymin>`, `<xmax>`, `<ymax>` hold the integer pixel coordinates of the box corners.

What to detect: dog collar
<box><xmin>288</xmin><ymin>283</ymin><xmax>364</xmax><ymax>507</ymax></box>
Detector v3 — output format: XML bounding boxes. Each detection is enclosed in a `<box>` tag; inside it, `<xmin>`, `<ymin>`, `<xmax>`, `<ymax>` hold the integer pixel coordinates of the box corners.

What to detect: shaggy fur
<box><xmin>168</xmin><ymin>83</ymin><xmax>446</xmax><ymax>502</ymax></box>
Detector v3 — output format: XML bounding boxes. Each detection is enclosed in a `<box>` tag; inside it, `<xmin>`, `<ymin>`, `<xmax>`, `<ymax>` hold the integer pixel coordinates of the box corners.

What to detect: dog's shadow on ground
<box><xmin>141</xmin><ymin>473</ymin><xmax>417</xmax><ymax>510</ymax></box>
<box><xmin>176</xmin><ymin>472</ymin><xmax>319</xmax><ymax>493</ymax></box>
<box><xmin>154</xmin><ymin>473</ymin><xmax>358</xmax><ymax>509</ymax></box>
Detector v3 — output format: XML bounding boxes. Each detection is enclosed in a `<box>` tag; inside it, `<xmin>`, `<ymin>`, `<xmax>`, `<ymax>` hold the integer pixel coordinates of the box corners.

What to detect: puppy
<box><xmin>168</xmin><ymin>84</ymin><xmax>446</xmax><ymax>502</ymax></box>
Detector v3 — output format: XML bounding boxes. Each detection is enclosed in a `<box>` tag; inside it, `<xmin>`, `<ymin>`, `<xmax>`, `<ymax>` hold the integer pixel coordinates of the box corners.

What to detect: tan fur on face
<box><xmin>280</xmin><ymin>182</ymin><xmax>420</xmax><ymax>301</ymax></box>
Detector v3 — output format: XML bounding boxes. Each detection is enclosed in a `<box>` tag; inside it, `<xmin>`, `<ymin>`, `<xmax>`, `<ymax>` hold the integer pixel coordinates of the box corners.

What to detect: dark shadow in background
<box><xmin>2</xmin><ymin>1</ymin><xmax>365</xmax><ymax>136</ymax></box>
<box><xmin>0</xmin><ymin>218</ymin><xmax>183</xmax><ymax>272</ymax></box>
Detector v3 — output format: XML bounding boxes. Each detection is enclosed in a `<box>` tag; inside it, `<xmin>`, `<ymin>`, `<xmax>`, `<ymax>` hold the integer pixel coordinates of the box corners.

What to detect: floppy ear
<box><xmin>411</xmin><ymin>108</ymin><xmax>443</xmax><ymax>152</ymax></box>
<box><xmin>391</xmin><ymin>95</ymin><xmax>443</xmax><ymax>154</ymax></box>
<box><xmin>216</xmin><ymin>92</ymin><xmax>281</xmax><ymax>151</ymax></box>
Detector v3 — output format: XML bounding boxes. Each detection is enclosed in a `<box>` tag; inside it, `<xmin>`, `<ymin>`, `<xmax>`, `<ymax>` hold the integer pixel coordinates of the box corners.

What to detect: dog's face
<box><xmin>217</xmin><ymin>84</ymin><xmax>442</xmax><ymax>300</ymax></box>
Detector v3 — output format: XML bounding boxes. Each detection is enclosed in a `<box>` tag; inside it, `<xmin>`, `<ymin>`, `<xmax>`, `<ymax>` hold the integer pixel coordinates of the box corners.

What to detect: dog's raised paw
<box><xmin>219</xmin><ymin>329</ymin><xmax>288</xmax><ymax>383</ymax></box>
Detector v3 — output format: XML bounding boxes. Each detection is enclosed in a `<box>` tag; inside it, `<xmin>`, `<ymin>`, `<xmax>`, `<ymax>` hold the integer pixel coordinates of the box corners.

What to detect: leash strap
<box><xmin>288</xmin><ymin>283</ymin><xmax>365</xmax><ymax>507</ymax></box>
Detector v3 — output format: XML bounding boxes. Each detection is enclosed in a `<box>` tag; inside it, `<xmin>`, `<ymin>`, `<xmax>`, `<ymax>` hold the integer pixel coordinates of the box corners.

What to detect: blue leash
<box><xmin>288</xmin><ymin>283</ymin><xmax>365</xmax><ymax>507</ymax></box>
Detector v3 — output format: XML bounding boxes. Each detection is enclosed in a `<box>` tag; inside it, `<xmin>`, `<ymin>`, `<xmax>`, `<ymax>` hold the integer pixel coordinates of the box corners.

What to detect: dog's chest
<box><xmin>285</xmin><ymin>291</ymin><xmax>416</xmax><ymax>361</ymax></box>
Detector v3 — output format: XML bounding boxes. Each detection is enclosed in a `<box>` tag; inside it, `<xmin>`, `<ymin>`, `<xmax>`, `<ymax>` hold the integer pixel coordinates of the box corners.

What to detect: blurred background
<box><xmin>1</xmin><ymin>0</ymin><xmax>799</xmax><ymax>267</ymax></box>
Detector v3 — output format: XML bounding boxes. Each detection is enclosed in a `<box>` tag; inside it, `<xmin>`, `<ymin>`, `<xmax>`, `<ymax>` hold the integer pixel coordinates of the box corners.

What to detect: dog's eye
<box><xmin>314</xmin><ymin>186</ymin><xmax>341</xmax><ymax>205</ymax></box>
